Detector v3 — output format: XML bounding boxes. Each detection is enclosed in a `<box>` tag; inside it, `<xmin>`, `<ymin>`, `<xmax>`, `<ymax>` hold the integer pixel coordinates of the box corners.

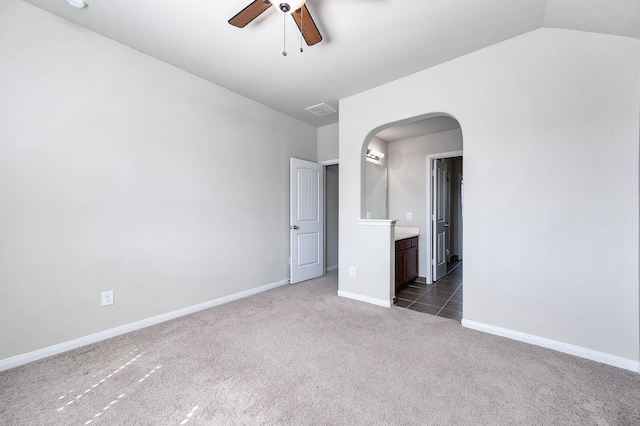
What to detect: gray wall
<box><xmin>0</xmin><ymin>1</ymin><xmax>316</xmax><ymax>359</ymax></box>
<box><xmin>325</xmin><ymin>165</ymin><xmax>339</xmax><ymax>270</ymax></box>
<box><xmin>449</xmin><ymin>157</ymin><xmax>463</xmax><ymax>260</ymax></box>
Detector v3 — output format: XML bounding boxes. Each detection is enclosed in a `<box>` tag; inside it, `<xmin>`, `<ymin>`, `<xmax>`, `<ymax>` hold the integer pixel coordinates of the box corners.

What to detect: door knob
<box><xmin>444</xmin><ymin>223</ymin><xmax>450</xmax><ymax>227</ymax></box>
<box><xmin>291</xmin><ymin>225</ymin><xmax>299</xmax><ymax>230</ymax></box>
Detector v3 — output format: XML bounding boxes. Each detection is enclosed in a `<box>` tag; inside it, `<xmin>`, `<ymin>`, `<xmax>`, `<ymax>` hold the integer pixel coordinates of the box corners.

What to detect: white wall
<box><xmin>318</xmin><ymin>122</ymin><xmax>339</xmax><ymax>163</ymax></box>
<box><xmin>387</xmin><ymin>129</ymin><xmax>463</xmax><ymax>275</ymax></box>
<box><xmin>339</xmin><ymin>28</ymin><xmax>640</xmax><ymax>366</ymax></box>
<box><xmin>0</xmin><ymin>1</ymin><xmax>316</xmax><ymax>360</ymax></box>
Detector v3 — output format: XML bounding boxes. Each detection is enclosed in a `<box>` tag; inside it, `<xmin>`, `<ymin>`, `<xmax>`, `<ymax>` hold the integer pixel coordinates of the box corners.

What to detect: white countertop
<box><xmin>394</xmin><ymin>226</ymin><xmax>419</xmax><ymax>241</ymax></box>
<box><xmin>395</xmin><ymin>232</ymin><xmax>419</xmax><ymax>241</ymax></box>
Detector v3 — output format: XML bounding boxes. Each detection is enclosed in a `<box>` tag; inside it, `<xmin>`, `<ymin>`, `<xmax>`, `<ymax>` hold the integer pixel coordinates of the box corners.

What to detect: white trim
<box><xmin>0</xmin><ymin>279</ymin><xmax>290</xmax><ymax>372</ymax></box>
<box><xmin>326</xmin><ymin>264</ymin><xmax>339</xmax><ymax>272</ymax></box>
<box><xmin>461</xmin><ymin>319</ymin><xmax>640</xmax><ymax>373</ymax></box>
<box><xmin>356</xmin><ymin>219</ymin><xmax>397</xmax><ymax>226</ymax></box>
<box><xmin>319</xmin><ymin>159</ymin><xmax>339</xmax><ymax>166</ymax></box>
<box><xmin>426</xmin><ymin>150</ymin><xmax>463</xmax><ymax>284</ymax></box>
<box><xmin>337</xmin><ymin>290</ymin><xmax>391</xmax><ymax>307</ymax></box>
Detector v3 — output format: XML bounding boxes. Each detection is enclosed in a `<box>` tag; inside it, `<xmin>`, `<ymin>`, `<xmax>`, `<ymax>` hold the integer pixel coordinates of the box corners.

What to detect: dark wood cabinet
<box><xmin>395</xmin><ymin>236</ymin><xmax>418</xmax><ymax>290</ymax></box>
<box><xmin>395</xmin><ymin>250</ymin><xmax>406</xmax><ymax>287</ymax></box>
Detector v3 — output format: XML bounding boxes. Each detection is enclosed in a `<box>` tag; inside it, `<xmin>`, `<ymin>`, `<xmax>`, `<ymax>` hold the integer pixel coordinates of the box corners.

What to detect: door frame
<box><xmin>426</xmin><ymin>150</ymin><xmax>463</xmax><ymax>284</ymax></box>
<box><xmin>290</xmin><ymin>159</ymin><xmax>339</xmax><ymax>282</ymax></box>
<box><xmin>290</xmin><ymin>158</ymin><xmax>325</xmax><ymax>284</ymax></box>
<box><xmin>320</xmin><ymin>159</ymin><xmax>339</xmax><ymax>273</ymax></box>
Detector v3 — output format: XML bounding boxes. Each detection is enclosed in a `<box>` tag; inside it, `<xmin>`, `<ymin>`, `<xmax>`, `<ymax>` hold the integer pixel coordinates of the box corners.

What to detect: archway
<box><xmin>361</xmin><ymin>113</ymin><xmax>464</xmax><ymax>320</ymax></box>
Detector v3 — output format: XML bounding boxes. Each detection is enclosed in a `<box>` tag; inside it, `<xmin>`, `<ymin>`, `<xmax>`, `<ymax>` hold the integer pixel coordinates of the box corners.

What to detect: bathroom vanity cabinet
<box><xmin>395</xmin><ymin>236</ymin><xmax>418</xmax><ymax>290</ymax></box>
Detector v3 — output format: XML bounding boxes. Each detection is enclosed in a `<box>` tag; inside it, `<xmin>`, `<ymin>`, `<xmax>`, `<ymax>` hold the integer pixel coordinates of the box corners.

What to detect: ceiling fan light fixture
<box><xmin>271</xmin><ymin>0</ymin><xmax>306</xmax><ymax>14</ymax></box>
<box><xmin>66</xmin><ymin>0</ymin><xmax>88</xmax><ymax>8</ymax></box>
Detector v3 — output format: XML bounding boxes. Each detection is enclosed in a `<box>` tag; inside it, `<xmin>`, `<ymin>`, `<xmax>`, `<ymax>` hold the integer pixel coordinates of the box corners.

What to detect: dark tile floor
<box><xmin>395</xmin><ymin>261</ymin><xmax>462</xmax><ymax>321</ymax></box>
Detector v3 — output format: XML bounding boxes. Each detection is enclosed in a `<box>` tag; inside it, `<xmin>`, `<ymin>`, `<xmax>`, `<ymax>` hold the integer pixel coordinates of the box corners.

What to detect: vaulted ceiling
<box><xmin>23</xmin><ymin>0</ymin><xmax>640</xmax><ymax>127</ymax></box>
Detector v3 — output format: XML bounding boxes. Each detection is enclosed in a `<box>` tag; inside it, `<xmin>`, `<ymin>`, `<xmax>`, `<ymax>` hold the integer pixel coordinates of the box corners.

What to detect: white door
<box><xmin>433</xmin><ymin>159</ymin><xmax>448</xmax><ymax>281</ymax></box>
<box><xmin>290</xmin><ymin>158</ymin><xmax>324</xmax><ymax>284</ymax></box>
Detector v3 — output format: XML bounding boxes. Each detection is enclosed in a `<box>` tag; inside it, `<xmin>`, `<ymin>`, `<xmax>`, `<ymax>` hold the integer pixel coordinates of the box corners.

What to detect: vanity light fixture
<box><xmin>66</xmin><ymin>0</ymin><xmax>88</xmax><ymax>8</ymax></box>
<box><xmin>366</xmin><ymin>149</ymin><xmax>385</xmax><ymax>161</ymax></box>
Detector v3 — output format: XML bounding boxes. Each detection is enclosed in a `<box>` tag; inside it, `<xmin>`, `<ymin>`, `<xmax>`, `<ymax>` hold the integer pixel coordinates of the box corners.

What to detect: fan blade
<box><xmin>229</xmin><ymin>0</ymin><xmax>272</xmax><ymax>28</ymax></box>
<box><xmin>291</xmin><ymin>5</ymin><xmax>322</xmax><ymax>46</ymax></box>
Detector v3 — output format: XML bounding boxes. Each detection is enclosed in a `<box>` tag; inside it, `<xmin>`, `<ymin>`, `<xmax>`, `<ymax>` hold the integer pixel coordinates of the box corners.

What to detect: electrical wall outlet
<box><xmin>349</xmin><ymin>267</ymin><xmax>356</xmax><ymax>277</ymax></box>
<box><xmin>366</xmin><ymin>212</ymin><xmax>371</xmax><ymax>219</ymax></box>
<box><xmin>101</xmin><ymin>290</ymin><xmax>114</xmax><ymax>307</ymax></box>
<box><xmin>407</xmin><ymin>212</ymin><xmax>413</xmax><ymax>220</ymax></box>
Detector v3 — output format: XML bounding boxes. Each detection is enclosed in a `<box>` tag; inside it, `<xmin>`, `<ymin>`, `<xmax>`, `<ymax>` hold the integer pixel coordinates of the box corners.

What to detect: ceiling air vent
<box><xmin>305</xmin><ymin>103</ymin><xmax>337</xmax><ymax>117</ymax></box>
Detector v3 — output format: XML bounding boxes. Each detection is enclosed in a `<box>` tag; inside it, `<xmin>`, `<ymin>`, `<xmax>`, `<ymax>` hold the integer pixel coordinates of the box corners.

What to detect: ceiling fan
<box><xmin>229</xmin><ymin>0</ymin><xmax>323</xmax><ymax>47</ymax></box>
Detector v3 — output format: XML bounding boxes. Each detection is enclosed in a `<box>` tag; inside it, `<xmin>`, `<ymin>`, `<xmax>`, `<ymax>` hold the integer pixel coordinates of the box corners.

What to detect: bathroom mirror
<box><xmin>365</xmin><ymin>162</ymin><xmax>388</xmax><ymax>219</ymax></box>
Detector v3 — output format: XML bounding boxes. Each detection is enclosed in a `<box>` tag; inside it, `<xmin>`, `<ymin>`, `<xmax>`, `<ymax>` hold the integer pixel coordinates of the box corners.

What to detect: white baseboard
<box><xmin>326</xmin><ymin>264</ymin><xmax>338</xmax><ymax>272</ymax></box>
<box><xmin>337</xmin><ymin>290</ymin><xmax>391</xmax><ymax>308</ymax></box>
<box><xmin>461</xmin><ymin>319</ymin><xmax>640</xmax><ymax>373</ymax></box>
<box><xmin>0</xmin><ymin>278</ymin><xmax>290</xmax><ymax>372</ymax></box>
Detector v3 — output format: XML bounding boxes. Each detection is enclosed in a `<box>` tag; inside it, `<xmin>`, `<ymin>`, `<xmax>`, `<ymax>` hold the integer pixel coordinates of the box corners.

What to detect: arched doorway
<box><xmin>363</xmin><ymin>114</ymin><xmax>464</xmax><ymax>320</ymax></box>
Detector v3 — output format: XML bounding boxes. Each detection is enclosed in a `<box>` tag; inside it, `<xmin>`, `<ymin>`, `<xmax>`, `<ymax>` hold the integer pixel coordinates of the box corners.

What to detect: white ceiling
<box><xmin>23</xmin><ymin>0</ymin><xmax>640</xmax><ymax>128</ymax></box>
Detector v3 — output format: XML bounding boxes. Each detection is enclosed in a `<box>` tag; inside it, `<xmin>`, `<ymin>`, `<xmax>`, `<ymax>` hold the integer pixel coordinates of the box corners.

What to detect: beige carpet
<box><xmin>1</xmin><ymin>271</ymin><xmax>639</xmax><ymax>425</ymax></box>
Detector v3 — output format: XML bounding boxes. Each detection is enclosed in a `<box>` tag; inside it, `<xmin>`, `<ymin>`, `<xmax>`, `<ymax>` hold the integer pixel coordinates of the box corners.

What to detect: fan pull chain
<box><xmin>300</xmin><ymin>7</ymin><xmax>304</xmax><ymax>53</ymax></box>
<box><xmin>282</xmin><ymin>13</ymin><xmax>287</xmax><ymax>56</ymax></box>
